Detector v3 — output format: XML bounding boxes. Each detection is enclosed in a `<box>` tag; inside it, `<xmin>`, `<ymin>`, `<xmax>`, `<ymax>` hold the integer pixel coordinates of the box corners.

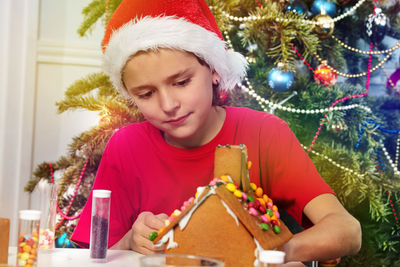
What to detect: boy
<box><xmin>71</xmin><ymin>0</ymin><xmax>361</xmax><ymax>265</ymax></box>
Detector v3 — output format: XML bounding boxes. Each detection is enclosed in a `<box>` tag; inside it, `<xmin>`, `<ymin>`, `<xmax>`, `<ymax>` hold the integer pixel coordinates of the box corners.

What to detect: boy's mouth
<box><xmin>165</xmin><ymin>113</ymin><xmax>191</xmax><ymax>126</ymax></box>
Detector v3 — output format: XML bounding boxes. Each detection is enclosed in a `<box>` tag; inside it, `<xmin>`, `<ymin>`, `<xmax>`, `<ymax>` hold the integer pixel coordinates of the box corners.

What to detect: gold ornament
<box><xmin>312</xmin><ymin>14</ymin><xmax>334</xmax><ymax>39</ymax></box>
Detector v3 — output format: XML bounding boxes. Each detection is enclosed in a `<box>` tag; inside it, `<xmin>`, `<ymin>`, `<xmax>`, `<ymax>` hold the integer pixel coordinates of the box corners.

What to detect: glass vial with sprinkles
<box><xmin>90</xmin><ymin>190</ymin><xmax>111</xmax><ymax>262</ymax></box>
<box><xmin>38</xmin><ymin>180</ymin><xmax>58</xmax><ymax>250</ymax></box>
<box><xmin>258</xmin><ymin>250</ymin><xmax>285</xmax><ymax>267</ymax></box>
<box><xmin>17</xmin><ymin>210</ymin><xmax>41</xmax><ymax>267</ymax></box>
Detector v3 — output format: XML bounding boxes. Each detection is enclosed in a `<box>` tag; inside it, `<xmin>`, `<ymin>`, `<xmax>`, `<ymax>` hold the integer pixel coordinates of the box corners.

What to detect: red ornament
<box><xmin>314</xmin><ymin>64</ymin><xmax>337</xmax><ymax>85</ymax></box>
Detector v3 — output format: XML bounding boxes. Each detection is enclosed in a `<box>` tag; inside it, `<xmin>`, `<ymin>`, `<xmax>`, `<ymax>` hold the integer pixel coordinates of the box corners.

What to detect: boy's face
<box><xmin>122</xmin><ymin>49</ymin><xmax>221</xmax><ymax>148</ymax></box>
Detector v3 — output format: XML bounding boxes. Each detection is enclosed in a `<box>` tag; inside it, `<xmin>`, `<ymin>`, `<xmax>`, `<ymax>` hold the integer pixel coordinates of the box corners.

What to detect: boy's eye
<box><xmin>174</xmin><ymin>78</ymin><xmax>191</xmax><ymax>86</ymax></box>
<box><xmin>137</xmin><ymin>90</ymin><xmax>154</xmax><ymax>99</ymax></box>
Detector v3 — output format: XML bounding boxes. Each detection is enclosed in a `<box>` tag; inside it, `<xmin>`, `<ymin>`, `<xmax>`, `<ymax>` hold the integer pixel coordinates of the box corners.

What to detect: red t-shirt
<box><xmin>71</xmin><ymin>106</ymin><xmax>334</xmax><ymax>248</ymax></box>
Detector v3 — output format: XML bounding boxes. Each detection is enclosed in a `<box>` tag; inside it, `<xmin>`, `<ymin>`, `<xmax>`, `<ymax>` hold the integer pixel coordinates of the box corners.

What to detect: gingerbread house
<box><xmin>152</xmin><ymin>145</ymin><xmax>293</xmax><ymax>267</ymax></box>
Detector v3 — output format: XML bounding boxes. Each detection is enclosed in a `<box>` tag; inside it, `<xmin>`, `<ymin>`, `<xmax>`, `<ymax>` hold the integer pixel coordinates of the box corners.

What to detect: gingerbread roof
<box><xmin>152</xmin><ymin>145</ymin><xmax>292</xmax><ymax>251</ymax></box>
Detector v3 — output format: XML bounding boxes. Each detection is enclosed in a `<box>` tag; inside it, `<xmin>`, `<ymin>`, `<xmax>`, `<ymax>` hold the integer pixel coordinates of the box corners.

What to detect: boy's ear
<box><xmin>212</xmin><ymin>71</ymin><xmax>221</xmax><ymax>86</ymax></box>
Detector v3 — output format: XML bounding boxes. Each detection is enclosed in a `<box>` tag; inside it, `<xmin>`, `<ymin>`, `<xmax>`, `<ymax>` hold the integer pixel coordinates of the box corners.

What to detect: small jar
<box><xmin>16</xmin><ymin>210</ymin><xmax>41</xmax><ymax>267</ymax></box>
<box><xmin>90</xmin><ymin>190</ymin><xmax>111</xmax><ymax>262</ymax></box>
<box><xmin>258</xmin><ymin>250</ymin><xmax>285</xmax><ymax>267</ymax></box>
<box><xmin>37</xmin><ymin>180</ymin><xmax>58</xmax><ymax>250</ymax></box>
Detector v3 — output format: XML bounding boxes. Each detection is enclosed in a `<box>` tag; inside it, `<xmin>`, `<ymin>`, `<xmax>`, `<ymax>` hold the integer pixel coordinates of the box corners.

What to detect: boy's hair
<box><xmin>102</xmin><ymin>0</ymin><xmax>247</xmax><ymax>99</ymax></box>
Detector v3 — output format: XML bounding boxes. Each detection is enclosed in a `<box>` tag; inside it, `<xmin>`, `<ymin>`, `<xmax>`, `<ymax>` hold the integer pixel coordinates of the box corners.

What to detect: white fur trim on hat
<box><xmin>103</xmin><ymin>16</ymin><xmax>247</xmax><ymax>99</ymax></box>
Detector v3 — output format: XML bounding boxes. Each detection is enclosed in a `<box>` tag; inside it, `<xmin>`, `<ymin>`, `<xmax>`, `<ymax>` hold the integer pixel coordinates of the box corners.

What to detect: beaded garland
<box><xmin>379</xmin><ymin>139</ymin><xmax>400</xmax><ymax>177</ymax></box>
<box><xmin>48</xmin><ymin>152</ymin><xmax>91</xmax><ymax>230</ymax></box>
<box><xmin>223</xmin><ymin>31</ymin><xmax>372</xmax><ymax>115</ymax></box>
<box><xmin>210</xmin><ymin>0</ymin><xmax>366</xmax><ymax>26</ymax></box>
<box><xmin>291</xmin><ymin>45</ymin><xmax>372</xmax><ymax>152</ymax></box>
<box><xmin>388</xmin><ymin>192</ymin><xmax>399</xmax><ymax>226</ymax></box>
<box><xmin>395</xmin><ymin>133</ymin><xmax>400</xmax><ymax>169</ymax></box>
<box><xmin>149</xmin><ymin>174</ymin><xmax>282</xmax><ymax>241</ymax></box>
<box><xmin>313</xmin><ymin>49</ymin><xmax>393</xmax><ymax>78</ymax></box>
<box><xmin>219</xmin><ymin>0</ymin><xmax>400</xmax><ymax>182</ymax></box>
<box><xmin>371</xmin><ymin>153</ymin><xmax>400</xmax><ymax>242</ymax></box>
<box><xmin>221</xmin><ymin>19</ymin><xmax>397</xmax><ymax>180</ymax></box>
<box><xmin>302</xmin><ymin>144</ymin><xmax>366</xmax><ymax>179</ymax></box>
<box><xmin>330</xmin><ymin>35</ymin><xmax>400</xmax><ymax>55</ymax></box>
<box><xmin>355</xmin><ymin>121</ymin><xmax>400</xmax><ymax>176</ymax></box>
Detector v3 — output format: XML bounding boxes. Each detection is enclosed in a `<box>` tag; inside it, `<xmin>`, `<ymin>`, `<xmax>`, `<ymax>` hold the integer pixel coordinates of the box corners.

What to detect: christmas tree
<box><xmin>25</xmin><ymin>0</ymin><xmax>400</xmax><ymax>265</ymax></box>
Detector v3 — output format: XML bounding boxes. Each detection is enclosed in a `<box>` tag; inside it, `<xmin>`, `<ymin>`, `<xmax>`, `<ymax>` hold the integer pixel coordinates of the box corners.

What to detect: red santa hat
<box><xmin>102</xmin><ymin>0</ymin><xmax>247</xmax><ymax>98</ymax></box>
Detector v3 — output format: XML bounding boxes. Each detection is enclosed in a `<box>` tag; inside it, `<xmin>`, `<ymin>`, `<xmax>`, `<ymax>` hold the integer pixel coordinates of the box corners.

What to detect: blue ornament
<box><xmin>267</xmin><ymin>68</ymin><xmax>294</xmax><ymax>93</ymax></box>
<box><xmin>311</xmin><ymin>0</ymin><xmax>336</xmax><ymax>17</ymax></box>
<box><xmin>286</xmin><ymin>0</ymin><xmax>309</xmax><ymax>15</ymax></box>
<box><xmin>55</xmin><ymin>232</ymin><xmax>77</xmax><ymax>248</ymax></box>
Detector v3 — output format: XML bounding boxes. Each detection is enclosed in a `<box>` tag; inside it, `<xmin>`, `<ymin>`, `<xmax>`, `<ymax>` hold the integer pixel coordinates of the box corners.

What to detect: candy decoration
<box><xmin>314</xmin><ymin>63</ymin><xmax>338</xmax><ymax>85</ymax></box>
<box><xmin>273</xmin><ymin>225</ymin><xmax>281</xmax><ymax>234</ymax></box>
<box><xmin>149</xmin><ymin>232</ymin><xmax>158</xmax><ymax>241</ymax></box>
<box><xmin>38</xmin><ymin>228</ymin><xmax>55</xmax><ymax>250</ymax></box>
<box><xmin>260</xmin><ymin>223</ymin><xmax>270</xmax><ymax>231</ymax></box>
<box><xmin>250</xmin><ymin>183</ymin><xmax>257</xmax><ymax>191</ymax></box>
<box><xmin>151</xmin><ymin>176</ymin><xmax>282</xmax><ymax>241</ymax></box>
<box><xmin>247</xmin><ymin>161</ymin><xmax>252</xmax><ymax>170</ymax></box>
<box><xmin>255</xmin><ymin>187</ymin><xmax>263</xmax><ymax>197</ymax></box>
<box><xmin>267</xmin><ymin>66</ymin><xmax>294</xmax><ymax>93</ymax></box>
<box><xmin>226</xmin><ymin>183</ymin><xmax>236</xmax><ymax>192</ymax></box>
<box><xmin>222</xmin><ymin>178</ymin><xmax>281</xmax><ymax>234</ymax></box>
<box><xmin>17</xmin><ymin>232</ymin><xmax>38</xmax><ymax>267</ymax></box>
<box><xmin>365</xmin><ymin>8</ymin><xmax>388</xmax><ymax>45</ymax></box>
<box><xmin>233</xmin><ymin>190</ymin><xmax>242</xmax><ymax>198</ymax></box>
<box><xmin>311</xmin><ymin>0</ymin><xmax>337</xmax><ymax>17</ymax></box>
<box><xmin>312</xmin><ymin>14</ymin><xmax>335</xmax><ymax>39</ymax></box>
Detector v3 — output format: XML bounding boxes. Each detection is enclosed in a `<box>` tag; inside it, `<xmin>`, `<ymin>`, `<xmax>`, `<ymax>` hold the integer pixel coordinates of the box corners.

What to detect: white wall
<box><xmin>0</xmin><ymin>0</ymin><xmax>104</xmax><ymax>246</ymax></box>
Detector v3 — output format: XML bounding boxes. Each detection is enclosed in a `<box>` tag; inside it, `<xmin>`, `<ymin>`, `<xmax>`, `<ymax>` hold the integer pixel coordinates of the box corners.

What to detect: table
<box><xmin>7</xmin><ymin>247</ymin><xmax>143</xmax><ymax>267</ymax></box>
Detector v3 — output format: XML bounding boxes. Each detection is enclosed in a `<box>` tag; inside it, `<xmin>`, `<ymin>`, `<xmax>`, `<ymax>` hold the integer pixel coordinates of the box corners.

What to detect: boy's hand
<box><xmin>130</xmin><ymin>211</ymin><xmax>168</xmax><ymax>254</ymax></box>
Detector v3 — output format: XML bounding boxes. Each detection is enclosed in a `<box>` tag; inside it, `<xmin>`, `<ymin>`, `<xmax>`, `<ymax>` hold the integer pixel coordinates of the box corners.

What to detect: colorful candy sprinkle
<box><xmin>266</xmin><ymin>209</ymin><xmax>274</xmax><ymax>217</ymax></box>
<box><xmin>249</xmin><ymin>207</ymin><xmax>258</xmax><ymax>216</ymax></box>
<box><xmin>38</xmin><ymin>228</ymin><xmax>55</xmax><ymax>250</ymax></box>
<box><xmin>149</xmin><ymin>232</ymin><xmax>158</xmax><ymax>241</ymax></box>
<box><xmin>255</xmin><ymin>187</ymin><xmax>263</xmax><ymax>197</ymax></box>
<box><xmin>223</xmin><ymin>176</ymin><xmax>281</xmax><ymax>235</ymax></box>
<box><xmin>260</xmin><ymin>223</ymin><xmax>269</xmax><ymax>231</ymax></box>
<box><xmin>260</xmin><ymin>214</ymin><xmax>271</xmax><ymax>224</ymax></box>
<box><xmin>250</xmin><ymin>183</ymin><xmax>257</xmax><ymax>191</ymax></box>
<box><xmin>233</xmin><ymin>190</ymin><xmax>242</xmax><ymax>198</ymax></box>
<box><xmin>17</xmin><ymin>232</ymin><xmax>38</xmax><ymax>267</ymax></box>
<box><xmin>226</xmin><ymin>183</ymin><xmax>236</xmax><ymax>192</ymax></box>
<box><xmin>247</xmin><ymin>161</ymin><xmax>252</xmax><ymax>170</ymax></box>
<box><xmin>220</xmin><ymin>175</ymin><xmax>231</xmax><ymax>183</ymax></box>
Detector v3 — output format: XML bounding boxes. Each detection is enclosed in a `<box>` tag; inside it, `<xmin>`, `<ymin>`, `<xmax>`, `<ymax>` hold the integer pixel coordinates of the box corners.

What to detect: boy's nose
<box><xmin>159</xmin><ymin>90</ymin><xmax>179</xmax><ymax>113</ymax></box>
